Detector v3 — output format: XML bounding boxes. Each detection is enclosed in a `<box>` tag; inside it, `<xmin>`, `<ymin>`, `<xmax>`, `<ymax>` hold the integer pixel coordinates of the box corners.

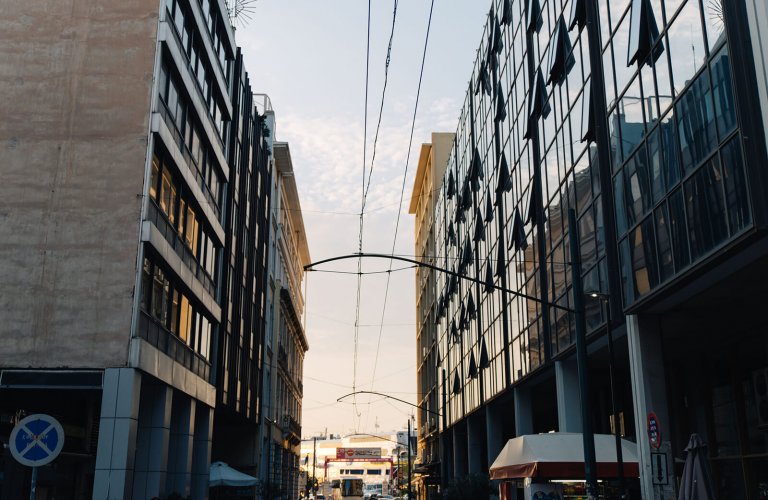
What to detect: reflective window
<box><xmin>684</xmin><ymin>157</ymin><xmax>727</xmax><ymax>259</ymax></box>
<box><xmin>720</xmin><ymin>136</ymin><xmax>750</xmax><ymax>235</ymax></box>
<box><xmin>666</xmin><ymin>0</ymin><xmax>707</xmax><ymax>94</ymax></box>
<box><xmin>668</xmin><ymin>188</ymin><xmax>690</xmax><ymax>271</ymax></box>
<box><xmin>710</xmin><ymin>46</ymin><xmax>736</xmax><ymax>140</ymax></box>
<box><xmin>654</xmin><ymin>203</ymin><xmax>674</xmax><ymax>281</ymax></box>
<box><xmin>676</xmin><ymin>70</ymin><xmax>716</xmax><ymax>173</ymax></box>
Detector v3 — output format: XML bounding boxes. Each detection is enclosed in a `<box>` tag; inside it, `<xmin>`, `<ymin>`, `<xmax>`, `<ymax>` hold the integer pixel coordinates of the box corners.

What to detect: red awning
<box><xmin>489</xmin><ymin>433</ymin><xmax>640</xmax><ymax>480</ymax></box>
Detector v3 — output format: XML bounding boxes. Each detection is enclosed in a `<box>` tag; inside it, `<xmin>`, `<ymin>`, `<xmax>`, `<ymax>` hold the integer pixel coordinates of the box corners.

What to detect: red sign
<box><xmin>335</xmin><ymin>447</ymin><xmax>381</xmax><ymax>459</ymax></box>
<box><xmin>647</xmin><ymin>412</ymin><xmax>661</xmax><ymax>449</ymax></box>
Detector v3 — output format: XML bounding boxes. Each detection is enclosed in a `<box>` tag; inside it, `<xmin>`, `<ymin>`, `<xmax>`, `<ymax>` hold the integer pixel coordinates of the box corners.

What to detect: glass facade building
<box><xmin>413</xmin><ymin>0</ymin><xmax>768</xmax><ymax>498</ymax></box>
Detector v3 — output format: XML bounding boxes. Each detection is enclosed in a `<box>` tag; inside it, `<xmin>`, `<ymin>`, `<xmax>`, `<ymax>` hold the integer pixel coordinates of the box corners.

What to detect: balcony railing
<box><xmin>137</xmin><ymin>311</ymin><xmax>211</xmax><ymax>382</ymax></box>
<box><xmin>156</xmin><ymin>97</ymin><xmax>222</xmax><ymax>223</ymax></box>
<box><xmin>146</xmin><ymin>201</ymin><xmax>216</xmax><ymax>297</ymax></box>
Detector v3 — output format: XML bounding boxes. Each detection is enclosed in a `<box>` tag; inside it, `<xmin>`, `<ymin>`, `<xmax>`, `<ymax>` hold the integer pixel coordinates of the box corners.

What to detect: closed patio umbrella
<box><xmin>678</xmin><ymin>434</ymin><xmax>716</xmax><ymax>500</ymax></box>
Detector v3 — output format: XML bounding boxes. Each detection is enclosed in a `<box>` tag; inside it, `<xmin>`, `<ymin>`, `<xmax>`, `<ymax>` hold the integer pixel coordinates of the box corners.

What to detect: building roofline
<box><xmin>409</xmin><ymin>143</ymin><xmax>432</xmax><ymax>214</ymax></box>
<box><xmin>273</xmin><ymin>141</ymin><xmax>311</xmax><ymax>266</ymax></box>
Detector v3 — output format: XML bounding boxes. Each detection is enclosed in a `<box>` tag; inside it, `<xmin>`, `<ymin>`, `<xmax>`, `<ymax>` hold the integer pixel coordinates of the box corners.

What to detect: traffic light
<box><xmin>313</xmin><ymin>479</ymin><xmax>319</xmax><ymax>492</ymax></box>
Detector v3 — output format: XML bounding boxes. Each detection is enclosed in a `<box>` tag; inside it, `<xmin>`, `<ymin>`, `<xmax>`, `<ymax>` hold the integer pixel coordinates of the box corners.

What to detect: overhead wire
<box><xmin>352</xmin><ymin>0</ymin><xmax>401</xmax><ymax>433</ymax></box>
<box><xmin>352</xmin><ymin>0</ymin><xmax>374</xmax><ymax>433</ymax></box>
<box><xmin>365</xmin><ymin>0</ymin><xmax>436</xmax><ymax>431</ymax></box>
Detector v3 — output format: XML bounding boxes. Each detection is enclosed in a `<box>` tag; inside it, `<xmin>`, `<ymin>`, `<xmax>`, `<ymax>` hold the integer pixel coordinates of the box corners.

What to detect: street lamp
<box><xmin>586</xmin><ymin>291</ymin><xmax>627</xmax><ymax>499</ymax></box>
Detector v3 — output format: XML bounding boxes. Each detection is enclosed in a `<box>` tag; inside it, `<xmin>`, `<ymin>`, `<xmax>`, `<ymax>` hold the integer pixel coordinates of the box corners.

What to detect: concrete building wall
<box><xmin>0</xmin><ymin>0</ymin><xmax>159</xmax><ymax>367</ymax></box>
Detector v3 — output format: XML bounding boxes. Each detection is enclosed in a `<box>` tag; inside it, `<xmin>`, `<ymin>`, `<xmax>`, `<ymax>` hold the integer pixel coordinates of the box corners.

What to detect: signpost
<box><xmin>647</xmin><ymin>412</ymin><xmax>661</xmax><ymax>450</ymax></box>
<box><xmin>9</xmin><ymin>414</ymin><xmax>65</xmax><ymax>500</ymax></box>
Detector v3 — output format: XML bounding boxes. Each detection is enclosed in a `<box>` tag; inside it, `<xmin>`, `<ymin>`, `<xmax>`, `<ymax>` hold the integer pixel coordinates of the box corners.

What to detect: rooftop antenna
<box><xmin>226</xmin><ymin>0</ymin><xmax>258</xmax><ymax>28</ymax></box>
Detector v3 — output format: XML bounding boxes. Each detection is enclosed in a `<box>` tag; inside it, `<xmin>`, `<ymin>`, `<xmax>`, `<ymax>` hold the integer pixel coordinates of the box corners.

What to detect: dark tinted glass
<box><xmin>660</xmin><ymin>110</ymin><xmax>680</xmax><ymax>189</ymax></box>
<box><xmin>668</xmin><ymin>188</ymin><xmax>690</xmax><ymax>271</ymax></box>
<box><xmin>655</xmin><ymin>203</ymin><xmax>674</xmax><ymax>281</ymax></box>
<box><xmin>614</xmin><ymin>169</ymin><xmax>628</xmax><ymax>235</ymax></box>
<box><xmin>710</xmin><ymin>46</ymin><xmax>736</xmax><ymax>140</ymax></box>
<box><xmin>685</xmin><ymin>157</ymin><xmax>728</xmax><ymax>260</ymax></box>
<box><xmin>677</xmin><ymin>70</ymin><xmax>717</xmax><ymax>172</ymax></box>
<box><xmin>624</xmin><ymin>146</ymin><xmax>651</xmax><ymax>226</ymax></box>
<box><xmin>619</xmin><ymin>237</ymin><xmax>634</xmax><ymax>306</ymax></box>
<box><xmin>720</xmin><ymin>136</ymin><xmax>751</xmax><ymax>235</ymax></box>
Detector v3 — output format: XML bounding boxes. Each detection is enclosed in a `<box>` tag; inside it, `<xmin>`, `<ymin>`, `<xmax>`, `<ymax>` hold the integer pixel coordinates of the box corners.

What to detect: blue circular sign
<box><xmin>9</xmin><ymin>414</ymin><xmax>65</xmax><ymax>467</ymax></box>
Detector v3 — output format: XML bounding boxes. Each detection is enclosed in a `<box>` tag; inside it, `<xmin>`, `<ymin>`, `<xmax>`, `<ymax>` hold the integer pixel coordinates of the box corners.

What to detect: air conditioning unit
<box><xmin>753</xmin><ymin>368</ymin><xmax>768</xmax><ymax>429</ymax></box>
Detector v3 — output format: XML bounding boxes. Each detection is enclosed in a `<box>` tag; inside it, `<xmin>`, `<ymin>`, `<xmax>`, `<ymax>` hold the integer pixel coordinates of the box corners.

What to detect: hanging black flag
<box><xmin>485</xmin><ymin>190</ymin><xmax>494</xmax><ymax>222</ymax></box>
<box><xmin>546</xmin><ymin>16</ymin><xmax>575</xmax><ymax>86</ymax></box>
<box><xmin>459</xmin><ymin>304</ymin><xmax>467</xmax><ymax>331</ymax></box>
<box><xmin>526</xmin><ymin>0</ymin><xmax>542</xmax><ymax>34</ymax></box>
<box><xmin>476</xmin><ymin>61</ymin><xmax>491</xmax><ymax>96</ymax></box>
<box><xmin>492</xmin><ymin>11</ymin><xmax>504</xmax><ymax>55</ymax></box>
<box><xmin>510</xmin><ymin>207</ymin><xmax>528</xmax><ymax>252</ymax></box>
<box><xmin>435</xmin><ymin>346</ymin><xmax>441</xmax><ymax>366</ymax></box>
<box><xmin>460</xmin><ymin>242</ymin><xmax>474</xmax><ymax>272</ymax></box>
<box><xmin>524</xmin><ymin>69</ymin><xmax>551</xmax><ymax>140</ymax></box>
<box><xmin>495</xmin><ymin>85</ymin><xmax>507</xmax><ymax>123</ymax></box>
<box><xmin>453</xmin><ymin>371</ymin><xmax>461</xmax><ymax>394</ymax></box>
<box><xmin>468</xmin><ymin>292</ymin><xmax>477</xmax><ymax>320</ymax></box>
<box><xmin>473</xmin><ymin>208</ymin><xmax>485</xmax><ymax>242</ymax></box>
<box><xmin>461</xmin><ymin>178</ymin><xmax>472</xmax><ymax>211</ymax></box>
<box><xmin>526</xmin><ymin>186</ymin><xmax>547</xmax><ymax>225</ymax></box>
<box><xmin>447</xmin><ymin>169</ymin><xmax>456</xmax><ymax>199</ymax></box>
<box><xmin>501</xmin><ymin>0</ymin><xmax>512</xmax><ymax>25</ymax></box>
<box><xmin>472</xmin><ymin>147</ymin><xmax>484</xmax><ymax>180</ymax></box>
<box><xmin>449</xmin><ymin>271</ymin><xmax>458</xmax><ymax>295</ymax></box>
<box><xmin>468</xmin><ymin>351</ymin><xmax>478</xmax><ymax>379</ymax></box>
<box><xmin>495</xmin><ymin>237</ymin><xmax>506</xmax><ymax>277</ymax></box>
<box><xmin>451</xmin><ymin>319</ymin><xmax>459</xmax><ymax>343</ymax></box>
<box><xmin>496</xmin><ymin>151</ymin><xmax>513</xmax><ymax>197</ymax></box>
<box><xmin>485</xmin><ymin>260</ymin><xmax>495</xmax><ymax>294</ymax></box>
<box><xmin>448</xmin><ymin>221</ymin><xmax>457</xmax><ymax>246</ymax></box>
<box><xmin>479</xmin><ymin>337</ymin><xmax>490</xmax><ymax>369</ymax></box>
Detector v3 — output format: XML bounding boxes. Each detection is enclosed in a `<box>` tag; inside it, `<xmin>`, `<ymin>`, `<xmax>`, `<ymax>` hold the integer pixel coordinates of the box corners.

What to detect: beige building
<box><xmin>258</xmin><ymin>141</ymin><xmax>311</xmax><ymax>499</ymax></box>
<box><xmin>408</xmin><ymin>133</ymin><xmax>454</xmax><ymax>499</ymax></box>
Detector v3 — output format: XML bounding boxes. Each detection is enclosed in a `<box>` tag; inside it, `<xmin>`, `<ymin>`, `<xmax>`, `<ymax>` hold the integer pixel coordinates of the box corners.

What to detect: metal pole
<box><xmin>407</xmin><ymin>418</ymin><xmax>413</xmax><ymax>500</ymax></box>
<box><xmin>29</xmin><ymin>466</ymin><xmax>38</xmax><ymax>500</ymax></box>
<box><xmin>604</xmin><ymin>298</ymin><xmax>627</xmax><ymax>498</ymax></box>
<box><xmin>312</xmin><ymin>436</ymin><xmax>317</xmax><ymax>497</ymax></box>
<box><xmin>568</xmin><ymin>208</ymin><xmax>598</xmax><ymax>499</ymax></box>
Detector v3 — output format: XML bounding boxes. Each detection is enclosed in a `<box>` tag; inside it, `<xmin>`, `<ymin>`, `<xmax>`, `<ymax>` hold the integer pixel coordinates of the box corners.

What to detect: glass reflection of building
<box><xmin>413</xmin><ymin>0</ymin><xmax>768</xmax><ymax>498</ymax></box>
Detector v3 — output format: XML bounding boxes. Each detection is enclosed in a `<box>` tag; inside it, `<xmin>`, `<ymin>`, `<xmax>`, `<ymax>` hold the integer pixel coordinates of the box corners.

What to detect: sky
<box><xmin>234</xmin><ymin>1</ymin><xmax>489</xmax><ymax>438</ymax></box>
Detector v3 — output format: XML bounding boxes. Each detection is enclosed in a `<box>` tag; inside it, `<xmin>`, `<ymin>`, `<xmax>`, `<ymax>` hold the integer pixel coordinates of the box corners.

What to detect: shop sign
<box><xmin>647</xmin><ymin>412</ymin><xmax>661</xmax><ymax>450</ymax></box>
<box><xmin>335</xmin><ymin>447</ymin><xmax>381</xmax><ymax>459</ymax></box>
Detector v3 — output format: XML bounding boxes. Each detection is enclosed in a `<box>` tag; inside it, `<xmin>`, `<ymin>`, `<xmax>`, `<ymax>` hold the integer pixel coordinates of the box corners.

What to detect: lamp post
<box><xmin>407</xmin><ymin>417</ymin><xmax>413</xmax><ymax>500</ymax></box>
<box><xmin>588</xmin><ymin>291</ymin><xmax>627</xmax><ymax>499</ymax></box>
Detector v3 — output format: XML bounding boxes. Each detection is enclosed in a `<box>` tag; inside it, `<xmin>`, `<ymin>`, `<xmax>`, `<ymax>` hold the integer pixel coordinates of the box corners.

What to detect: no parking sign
<box><xmin>9</xmin><ymin>413</ymin><xmax>65</xmax><ymax>467</ymax></box>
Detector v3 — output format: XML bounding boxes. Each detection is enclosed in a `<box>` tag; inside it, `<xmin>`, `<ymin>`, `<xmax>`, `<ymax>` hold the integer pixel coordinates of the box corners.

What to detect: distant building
<box><xmin>258</xmin><ymin>141</ymin><xmax>310</xmax><ymax>500</ymax></box>
<box><xmin>411</xmin><ymin>0</ymin><xmax>768</xmax><ymax>498</ymax></box>
<box><xmin>408</xmin><ymin>134</ymin><xmax>454</xmax><ymax>499</ymax></box>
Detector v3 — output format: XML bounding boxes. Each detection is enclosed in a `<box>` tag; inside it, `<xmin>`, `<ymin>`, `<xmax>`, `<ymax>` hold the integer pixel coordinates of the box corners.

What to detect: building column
<box><xmin>514</xmin><ymin>386</ymin><xmax>533</xmax><ymax>436</ymax></box>
<box><xmin>466</xmin><ymin>413</ymin><xmax>484</xmax><ymax>474</ymax></box>
<box><xmin>191</xmin><ymin>403</ymin><xmax>214</xmax><ymax>500</ymax></box>
<box><xmin>452</xmin><ymin>424</ymin><xmax>468</xmax><ymax>478</ymax></box>
<box><xmin>166</xmin><ymin>392</ymin><xmax>196</xmax><ymax>497</ymax></box>
<box><xmin>132</xmin><ymin>384</ymin><xmax>172</xmax><ymax>500</ymax></box>
<box><xmin>439</xmin><ymin>430</ymin><xmax>453</xmax><ymax>493</ymax></box>
<box><xmin>485</xmin><ymin>402</ymin><xmax>504</xmax><ymax>468</ymax></box>
<box><xmin>555</xmin><ymin>359</ymin><xmax>583</xmax><ymax>432</ymax></box>
<box><xmin>94</xmin><ymin>368</ymin><xmax>141</xmax><ymax>500</ymax></box>
<box><xmin>627</xmin><ymin>314</ymin><xmax>675</xmax><ymax>500</ymax></box>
